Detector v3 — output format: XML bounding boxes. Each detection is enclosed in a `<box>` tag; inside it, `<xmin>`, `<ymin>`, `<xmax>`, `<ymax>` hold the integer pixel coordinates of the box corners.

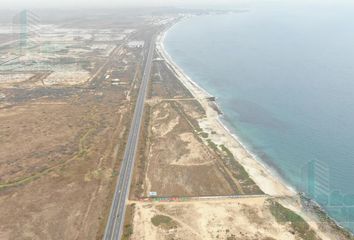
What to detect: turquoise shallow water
<box><xmin>164</xmin><ymin>3</ymin><xmax>354</xmax><ymax>232</ymax></box>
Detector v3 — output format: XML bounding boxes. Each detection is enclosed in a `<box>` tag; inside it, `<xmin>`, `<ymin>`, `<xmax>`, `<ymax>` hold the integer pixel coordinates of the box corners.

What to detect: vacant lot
<box><xmin>144</xmin><ymin>100</ymin><xmax>242</xmax><ymax>196</ymax></box>
<box><xmin>132</xmin><ymin>56</ymin><xmax>261</xmax><ymax>198</ymax></box>
<box><xmin>131</xmin><ymin>197</ymin><xmax>310</xmax><ymax>240</ymax></box>
<box><xmin>0</xmin><ymin>86</ymin><xmax>132</xmax><ymax>239</ymax></box>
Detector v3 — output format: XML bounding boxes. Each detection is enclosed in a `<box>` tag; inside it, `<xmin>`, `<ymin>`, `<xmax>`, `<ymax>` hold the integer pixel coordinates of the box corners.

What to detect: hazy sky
<box><xmin>1</xmin><ymin>0</ymin><xmax>353</xmax><ymax>9</ymax></box>
<box><xmin>1</xmin><ymin>0</ymin><xmax>246</xmax><ymax>9</ymax></box>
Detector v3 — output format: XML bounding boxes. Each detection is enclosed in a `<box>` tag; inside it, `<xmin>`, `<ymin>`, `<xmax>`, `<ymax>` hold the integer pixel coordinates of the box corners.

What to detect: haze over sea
<box><xmin>164</xmin><ymin>2</ymin><xmax>354</xmax><ymax>232</ymax></box>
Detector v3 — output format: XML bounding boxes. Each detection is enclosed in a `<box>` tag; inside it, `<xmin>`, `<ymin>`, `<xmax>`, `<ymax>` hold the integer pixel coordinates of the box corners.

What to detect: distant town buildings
<box><xmin>127</xmin><ymin>41</ymin><xmax>144</xmax><ymax>48</ymax></box>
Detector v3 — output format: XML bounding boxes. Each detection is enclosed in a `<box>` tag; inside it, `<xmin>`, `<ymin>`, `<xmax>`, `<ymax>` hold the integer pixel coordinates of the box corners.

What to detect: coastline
<box><xmin>157</xmin><ymin>23</ymin><xmax>295</xmax><ymax>197</ymax></box>
<box><xmin>155</xmin><ymin>18</ymin><xmax>354</xmax><ymax>240</ymax></box>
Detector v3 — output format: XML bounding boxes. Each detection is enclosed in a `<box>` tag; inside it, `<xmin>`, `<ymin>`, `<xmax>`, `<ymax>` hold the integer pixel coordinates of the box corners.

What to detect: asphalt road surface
<box><xmin>103</xmin><ymin>37</ymin><xmax>155</xmax><ymax>240</ymax></box>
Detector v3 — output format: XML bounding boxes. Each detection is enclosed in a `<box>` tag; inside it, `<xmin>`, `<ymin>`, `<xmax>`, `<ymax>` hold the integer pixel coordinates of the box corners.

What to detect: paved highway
<box><xmin>103</xmin><ymin>37</ymin><xmax>155</xmax><ymax>240</ymax></box>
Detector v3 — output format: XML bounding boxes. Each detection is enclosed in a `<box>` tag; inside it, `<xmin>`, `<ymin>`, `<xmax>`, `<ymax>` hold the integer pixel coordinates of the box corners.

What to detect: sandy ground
<box><xmin>0</xmin><ymin>74</ymin><xmax>35</xmax><ymax>85</ymax></box>
<box><xmin>43</xmin><ymin>70</ymin><xmax>90</xmax><ymax>86</ymax></box>
<box><xmin>143</xmin><ymin>100</ymin><xmax>242</xmax><ymax>197</ymax></box>
<box><xmin>131</xmin><ymin>197</ymin><xmax>297</xmax><ymax>240</ymax></box>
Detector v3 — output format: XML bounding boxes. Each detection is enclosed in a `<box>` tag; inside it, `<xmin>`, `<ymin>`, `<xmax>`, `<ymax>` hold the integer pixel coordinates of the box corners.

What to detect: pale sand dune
<box><xmin>44</xmin><ymin>71</ymin><xmax>89</xmax><ymax>86</ymax></box>
<box><xmin>0</xmin><ymin>74</ymin><xmax>34</xmax><ymax>84</ymax></box>
<box><xmin>131</xmin><ymin>198</ymin><xmax>297</xmax><ymax>240</ymax></box>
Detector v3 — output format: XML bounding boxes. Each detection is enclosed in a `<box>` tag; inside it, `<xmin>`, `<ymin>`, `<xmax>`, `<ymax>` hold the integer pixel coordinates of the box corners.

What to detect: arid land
<box><xmin>0</xmin><ymin>9</ymin><xmax>179</xmax><ymax>239</ymax></box>
<box><xmin>0</xmin><ymin>9</ymin><xmax>353</xmax><ymax>240</ymax></box>
<box><xmin>124</xmin><ymin>18</ymin><xmax>354</xmax><ymax>240</ymax></box>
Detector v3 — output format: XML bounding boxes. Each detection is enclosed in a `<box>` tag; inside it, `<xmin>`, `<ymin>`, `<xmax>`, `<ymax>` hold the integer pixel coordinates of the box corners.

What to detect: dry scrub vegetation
<box><xmin>0</xmin><ymin>88</ymin><xmax>131</xmax><ymax>239</ymax></box>
<box><xmin>130</xmin><ymin>198</ymin><xmax>313</xmax><ymax>240</ymax></box>
<box><xmin>131</xmin><ymin>54</ymin><xmax>261</xmax><ymax>198</ymax></box>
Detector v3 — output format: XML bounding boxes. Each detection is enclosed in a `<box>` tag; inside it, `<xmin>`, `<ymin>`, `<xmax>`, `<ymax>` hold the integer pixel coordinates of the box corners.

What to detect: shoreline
<box><xmin>155</xmin><ymin>18</ymin><xmax>353</xmax><ymax>240</ymax></box>
<box><xmin>157</xmin><ymin>23</ymin><xmax>295</xmax><ymax>197</ymax></box>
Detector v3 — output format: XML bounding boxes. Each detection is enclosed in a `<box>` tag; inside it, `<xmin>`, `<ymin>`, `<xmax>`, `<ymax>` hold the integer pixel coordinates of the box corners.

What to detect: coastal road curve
<box><xmin>103</xmin><ymin>36</ymin><xmax>155</xmax><ymax>240</ymax></box>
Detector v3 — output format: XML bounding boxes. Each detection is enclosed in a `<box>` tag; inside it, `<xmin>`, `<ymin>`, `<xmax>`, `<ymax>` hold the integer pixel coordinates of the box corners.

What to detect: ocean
<box><xmin>164</xmin><ymin>3</ymin><xmax>354</xmax><ymax>233</ymax></box>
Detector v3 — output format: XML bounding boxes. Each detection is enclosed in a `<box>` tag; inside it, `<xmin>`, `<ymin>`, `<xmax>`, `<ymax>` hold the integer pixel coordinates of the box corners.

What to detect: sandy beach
<box><xmin>155</xmin><ymin>21</ymin><xmax>344</xmax><ymax>240</ymax></box>
<box><xmin>156</xmin><ymin>28</ymin><xmax>294</xmax><ymax>198</ymax></box>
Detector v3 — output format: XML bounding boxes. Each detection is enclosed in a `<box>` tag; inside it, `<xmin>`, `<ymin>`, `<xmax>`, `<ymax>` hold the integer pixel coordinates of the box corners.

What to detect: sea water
<box><xmin>164</xmin><ymin>2</ymin><xmax>354</xmax><ymax>232</ymax></box>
